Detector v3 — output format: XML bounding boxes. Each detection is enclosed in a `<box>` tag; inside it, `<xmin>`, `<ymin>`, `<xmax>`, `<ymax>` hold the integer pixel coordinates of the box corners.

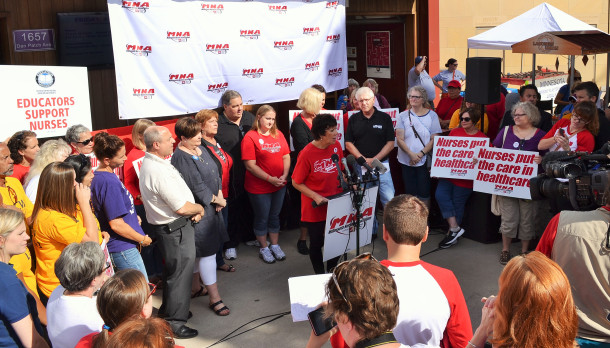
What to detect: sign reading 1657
<box><xmin>13</xmin><ymin>29</ymin><xmax>55</xmax><ymax>52</ymax></box>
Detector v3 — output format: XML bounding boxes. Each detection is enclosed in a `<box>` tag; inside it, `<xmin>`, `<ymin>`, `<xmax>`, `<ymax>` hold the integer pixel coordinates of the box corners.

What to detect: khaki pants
<box><xmin>498</xmin><ymin>196</ymin><xmax>535</xmax><ymax>240</ymax></box>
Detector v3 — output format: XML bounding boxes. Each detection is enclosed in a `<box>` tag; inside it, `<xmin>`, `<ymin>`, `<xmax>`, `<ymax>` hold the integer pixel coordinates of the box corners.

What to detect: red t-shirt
<box><xmin>124</xmin><ymin>148</ymin><xmax>145</xmax><ymax>205</ymax></box>
<box><xmin>75</xmin><ymin>332</ymin><xmax>185</xmax><ymax>348</ymax></box>
<box><xmin>205</xmin><ymin>142</ymin><xmax>233</xmax><ymax>197</ymax></box>
<box><xmin>541</xmin><ymin>118</ymin><xmax>595</xmax><ymax>152</ymax></box>
<box><xmin>241</xmin><ymin>130</ymin><xmax>290</xmax><ymax>194</ymax></box>
<box><xmin>446</xmin><ymin>127</ymin><xmax>487</xmax><ymax>189</ymax></box>
<box><xmin>10</xmin><ymin>164</ymin><xmax>29</xmax><ymax>184</ymax></box>
<box><xmin>435</xmin><ymin>96</ymin><xmax>463</xmax><ymax>121</ymax></box>
<box><xmin>292</xmin><ymin>141</ymin><xmax>344</xmax><ymax>222</ymax></box>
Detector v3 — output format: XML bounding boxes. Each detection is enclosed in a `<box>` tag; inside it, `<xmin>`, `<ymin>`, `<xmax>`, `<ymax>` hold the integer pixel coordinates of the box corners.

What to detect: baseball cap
<box><xmin>448</xmin><ymin>80</ymin><xmax>461</xmax><ymax>89</ymax></box>
<box><xmin>415</xmin><ymin>56</ymin><xmax>424</xmax><ymax>64</ymax></box>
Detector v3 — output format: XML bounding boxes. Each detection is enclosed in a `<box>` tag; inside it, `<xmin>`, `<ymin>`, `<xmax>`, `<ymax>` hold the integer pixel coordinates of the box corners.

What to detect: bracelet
<box><xmin>139</xmin><ymin>235</ymin><xmax>147</xmax><ymax>245</ymax></box>
<box><xmin>420</xmin><ymin>150</ymin><xmax>425</xmax><ymax>156</ymax></box>
<box><xmin>467</xmin><ymin>341</ymin><xmax>477</xmax><ymax>348</ymax></box>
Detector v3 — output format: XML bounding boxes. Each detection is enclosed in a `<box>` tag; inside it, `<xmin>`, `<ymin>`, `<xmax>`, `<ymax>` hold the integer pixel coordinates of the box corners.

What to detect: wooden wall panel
<box><xmin>347</xmin><ymin>0</ymin><xmax>415</xmax><ymax>15</ymax></box>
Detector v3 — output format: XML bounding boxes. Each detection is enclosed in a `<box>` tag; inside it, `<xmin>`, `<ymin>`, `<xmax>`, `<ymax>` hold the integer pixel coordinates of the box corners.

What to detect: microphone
<box><xmin>331</xmin><ymin>154</ymin><xmax>348</xmax><ymax>191</ymax></box>
<box><xmin>346</xmin><ymin>154</ymin><xmax>362</xmax><ymax>182</ymax></box>
<box><xmin>356</xmin><ymin>156</ymin><xmax>375</xmax><ymax>175</ymax></box>
<box><xmin>371</xmin><ymin>158</ymin><xmax>388</xmax><ymax>174</ymax></box>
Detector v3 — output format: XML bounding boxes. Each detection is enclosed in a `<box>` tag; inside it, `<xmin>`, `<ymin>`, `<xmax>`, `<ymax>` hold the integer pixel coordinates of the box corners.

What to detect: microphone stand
<box><xmin>347</xmin><ymin>167</ymin><xmax>380</xmax><ymax>256</ymax></box>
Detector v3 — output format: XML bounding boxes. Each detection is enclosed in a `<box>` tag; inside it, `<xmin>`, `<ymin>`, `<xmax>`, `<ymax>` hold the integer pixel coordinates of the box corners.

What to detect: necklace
<box><xmin>179</xmin><ymin>143</ymin><xmax>200</xmax><ymax>157</ymax></box>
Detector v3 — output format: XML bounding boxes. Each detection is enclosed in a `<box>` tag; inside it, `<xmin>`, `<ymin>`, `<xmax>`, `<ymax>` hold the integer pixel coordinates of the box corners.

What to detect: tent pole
<box><xmin>520</xmin><ymin>53</ymin><xmax>523</xmax><ymax>73</ymax></box>
<box><xmin>569</xmin><ymin>56</ymin><xmax>575</xmax><ymax>92</ymax></box>
<box><xmin>605</xmin><ymin>53</ymin><xmax>610</xmax><ymax>110</ymax></box>
<box><xmin>467</xmin><ymin>48</ymin><xmax>470</xmax><ymax>58</ymax></box>
<box><xmin>502</xmin><ymin>50</ymin><xmax>505</xmax><ymax>74</ymax></box>
<box><xmin>531</xmin><ymin>54</ymin><xmax>536</xmax><ymax>85</ymax></box>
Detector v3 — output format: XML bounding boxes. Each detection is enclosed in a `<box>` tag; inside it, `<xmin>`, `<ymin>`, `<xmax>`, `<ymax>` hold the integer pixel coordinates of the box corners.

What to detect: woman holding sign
<box><xmin>292</xmin><ymin>114</ymin><xmax>343</xmax><ymax>274</ymax></box>
<box><xmin>436</xmin><ymin>108</ymin><xmax>487</xmax><ymax>249</ymax></box>
<box><xmin>396</xmin><ymin>86</ymin><xmax>442</xmax><ymax>207</ymax></box>
<box><xmin>493</xmin><ymin>102</ymin><xmax>546</xmax><ymax>265</ymax></box>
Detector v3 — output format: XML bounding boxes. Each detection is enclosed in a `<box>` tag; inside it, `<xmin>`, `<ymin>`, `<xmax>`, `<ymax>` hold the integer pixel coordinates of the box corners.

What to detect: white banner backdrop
<box><xmin>0</xmin><ymin>65</ymin><xmax>92</xmax><ymax>140</ymax></box>
<box><xmin>107</xmin><ymin>0</ymin><xmax>348</xmax><ymax>119</ymax></box>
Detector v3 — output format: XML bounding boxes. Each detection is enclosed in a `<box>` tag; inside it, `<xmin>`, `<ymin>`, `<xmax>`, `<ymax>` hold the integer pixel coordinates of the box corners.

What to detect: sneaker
<box><xmin>245</xmin><ymin>240</ymin><xmax>260</xmax><ymax>247</ymax></box>
<box><xmin>224</xmin><ymin>248</ymin><xmax>237</xmax><ymax>260</ymax></box>
<box><xmin>297</xmin><ymin>240</ymin><xmax>309</xmax><ymax>255</ymax></box>
<box><xmin>438</xmin><ymin>228</ymin><xmax>465</xmax><ymax>249</ymax></box>
<box><xmin>269</xmin><ymin>244</ymin><xmax>286</xmax><ymax>261</ymax></box>
<box><xmin>500</xmin><ymin>251</ymin><xmax>511</xmax><ymax>265</ymax></box>
<box><xmin>259</xmin><ymin>247</ymin><xmax>276</xmax><ymax>264</ymax></box>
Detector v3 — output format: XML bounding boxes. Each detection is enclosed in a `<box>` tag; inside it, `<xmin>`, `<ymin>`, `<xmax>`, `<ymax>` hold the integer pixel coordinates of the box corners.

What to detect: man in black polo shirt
<box><xmin>345</xmin><ymin>86</ymin><xmax>396</xmax><ymax>211</ymax></box>
<box><xmin>215</xmin><ymin>90</ymin><xmax>256</xmax><ymax>260</ymax></box>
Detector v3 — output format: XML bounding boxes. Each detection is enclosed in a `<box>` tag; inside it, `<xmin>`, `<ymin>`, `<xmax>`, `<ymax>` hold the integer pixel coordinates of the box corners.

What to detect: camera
<box><xmin>529</xmin><ymin>150</ymin><xmax>610</xmax><ymax>210</ymax></box>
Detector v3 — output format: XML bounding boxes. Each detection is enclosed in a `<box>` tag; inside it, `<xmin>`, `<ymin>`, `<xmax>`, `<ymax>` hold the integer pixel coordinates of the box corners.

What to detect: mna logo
<box><xmin>328</xmin><ymin>68</ymin><xmax>342</xmax><ymax>77</ymax></box>
<box><xmin>240</xmin><ymin>29</ymin><xmax>260</xmax><ymax>40</ymax></box>
<box><xmin>450</xmin><ymin>169</ymin><xmax>467</xmax><ymax>177</ymax></box>
<box><xmin>305</xmin><ymin>61</ymin><xmax>320</xmax><ymax>72</ymax></box>
<box><xmin>303</xmin><ymin>27</ymin><xmax>320</xmax><ymax>36</ymax></box>
<box><xmin>326</xmin><ymin>34</ymin><xmax>340</xmax><ymax>43</ymax></box>
<box><xmin>494</xmin><ymin>185</ymin><xmax>514</xmax><ymax>194</ymax></box>
<box><xmin>205</xmin><ymin>43</ymin><xmax>229</xmax><ymax>54</ymax></box>
<box><xmin>268</xmin><ymin>5</ymin><xmax>287</xmax><ymax>13</ymax></box>
<box><xmin>274</xmin><ymin>41</ymin><xmax>294</xmax><ymax>51</ymax></box>
<box><xmin>169</xmin><ymin>73</ymin><xmax>194</xmax><ymax>85</ymax></box>
<box><xmin>122</xmin><ymin>1</ymin><xmax>149</xmax><ymax>13</ymax></box>
<box><xmin>133</xmin><ymin>88</ymin><xmax>154</xmax><ymax>99</ymax></box>
<box><xmin>208</xmin><ymin>82</ymin><xmax>228</xmax><ymax>94</ymax></box>
<box><xmin>167</xmin><ymin>32</ymin><xmax>190</xmax><ymax>43</ymax></box>
<box><xmin>242</xmin><ymin>68</ymin><xmax>263</xmax><ymax>78</ymax></box>
<box><xmin>126</xmin><ymin>44</ymin><xmax>151</xmax><ymax>56</ymax></box>
<box><xmin>275</xmin><ymin>77</ymin><xmax>295</xmax><ymax>87</ymax></box>
<box><xmin>201</xmin><ymin>3</ymin><xmax>224</xmax><ymax>14</ymax></box>
<box><xmin>326</xmin><ymin>1</ymin><xmax>339</xmax><ymax>8</ymax></box>
<box><xmin>329</xmin><ymin>207</ymin><xmax>374</xmax><ymax>234</ymax></box>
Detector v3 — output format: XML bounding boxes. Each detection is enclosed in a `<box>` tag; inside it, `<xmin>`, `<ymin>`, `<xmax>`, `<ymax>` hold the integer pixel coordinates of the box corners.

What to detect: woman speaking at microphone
<box><xmin>292</xmin><ymin>114</ymin><xmax>343</xmax><ymax>274</ymax></box>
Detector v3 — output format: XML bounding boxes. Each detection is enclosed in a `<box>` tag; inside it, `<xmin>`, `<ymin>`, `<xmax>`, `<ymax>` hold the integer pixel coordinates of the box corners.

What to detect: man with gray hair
<box><xmin>345</xmin><ymin>87</ymin><xmax>395</xmax><ymax>234</ymax></box>
<box><xmin>139</xmin><ymin>126</ymin><xmax>204</xmax><ymax>339</ymax></box>
<box><xmin>215</xmin><ymin>90</ymin><xmax>256</xmax><ymax>260</ymax></box>
<box><xmin>46</xmin><ymin>242</ymin><xmax>106</xmax><ymax>348</ymax></box>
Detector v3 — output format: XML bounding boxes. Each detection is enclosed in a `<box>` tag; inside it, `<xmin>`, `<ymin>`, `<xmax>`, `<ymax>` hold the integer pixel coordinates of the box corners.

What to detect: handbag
<box><xmin>408</xmin><ymin>111</ymin><xmax>432</xmax><ymax>170</ymax></box>
<box><xmin>491</xmin><ymin>126</ymin><xmax>509</xmax><ymax>216</ymax></box>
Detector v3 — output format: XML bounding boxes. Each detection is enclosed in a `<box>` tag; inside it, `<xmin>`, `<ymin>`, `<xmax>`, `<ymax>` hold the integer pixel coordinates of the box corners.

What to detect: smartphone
<box><xmin>307</xmin><ymin>307</ymin><xmax>336</xmax><ymax>336</ymax></box>
<box><xmin>558</xmin><ymin>128</ymin><xmax>565</xmax><ymax>136</ymax></box>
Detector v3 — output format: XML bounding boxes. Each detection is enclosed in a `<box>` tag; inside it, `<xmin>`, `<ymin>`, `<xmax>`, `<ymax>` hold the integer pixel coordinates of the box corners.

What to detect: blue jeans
<box><xmin>110</xmin><ymin>247</ymin><xmax>149</xmax><ymax>282</ymax></box>
<box><xmin>575</xmin><ymin>337</ymin><xmax>610</xmax><ymax>348</ymax></box>
<box><xmin>248</xmin><ymin>187</ymin><xmax>286</xmax><ymax>236</ymax></box>
<box><xmin>377</xmin><ymin>165</ymin><xmax>395</xmax><ymax>206</ymax></box>
<box><xmin>402</xmin><ymin>164</ymin><xmax>431</xmax><ymax>199</ymax></box>
<box><xmin>434</xmin><ymin>179</ymin><xmax>472</xmax><ymax>225</ymax></box>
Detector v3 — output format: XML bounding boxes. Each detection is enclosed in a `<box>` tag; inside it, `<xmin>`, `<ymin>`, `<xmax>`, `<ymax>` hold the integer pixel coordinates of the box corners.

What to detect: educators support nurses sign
<box><xmin>0</xmin><ymin>65</ymin><xmax>92</xmax><ymax>139</ymax></box>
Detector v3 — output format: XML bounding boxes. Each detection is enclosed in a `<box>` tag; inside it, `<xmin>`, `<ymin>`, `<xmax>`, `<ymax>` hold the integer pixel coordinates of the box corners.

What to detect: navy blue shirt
<box><xmin>0</xmin><ymin>262</ymin><xmax>42</xmax><ymax>347</ymax></box>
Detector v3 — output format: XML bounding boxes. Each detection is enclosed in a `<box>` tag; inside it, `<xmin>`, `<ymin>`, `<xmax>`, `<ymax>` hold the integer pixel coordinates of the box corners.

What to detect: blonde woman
<box><xmin>24</xmin><ymin>139</ymin><xmax>72</xmax><ymax>203</ymax></box>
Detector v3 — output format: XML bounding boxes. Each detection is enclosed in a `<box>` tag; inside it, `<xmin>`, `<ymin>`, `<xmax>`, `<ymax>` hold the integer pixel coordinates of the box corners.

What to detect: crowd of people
<box><xmin>0</xmin><ymin>67</ymin><xmax>609</xmax><ymax>347</ymax></box>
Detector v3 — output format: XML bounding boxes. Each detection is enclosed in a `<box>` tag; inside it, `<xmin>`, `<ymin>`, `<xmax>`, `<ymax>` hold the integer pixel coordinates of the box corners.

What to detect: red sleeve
<box><xmin>330</xmin><ymin>331</ymin><xmax>349</xmax><ymax>348</ymax></box>
<box><xmin>576</xmin><ymin>131</ymin><xmax>595</xmax><ymax>152</ymax></box>
<box><xmin>292</xmin><ymin>147</ymin><xmax>311</xmax><ymax>185</ymax></box>
<box><xmin>541</xmin><ymin>119</ymin><xmax>567</xmax><ymax>140</ymax></box>
<box><xmin>241</xmin><ymin>132</ymin><xmax>257</xmax><ymax>161</ymax></box>
<box><xmin>421</xmin><ymin>264</ymin><xmax>473</xmax><ymax>348</ymax></box>
<box><xmin>280</xmin><ymin>132</ymin><xmax>291</xmax><ymax>156</ymax></box>
<box><xmin>536</xmin><ymin>213</ymin><xmax>560</xmax><ymax>257</ymax></box>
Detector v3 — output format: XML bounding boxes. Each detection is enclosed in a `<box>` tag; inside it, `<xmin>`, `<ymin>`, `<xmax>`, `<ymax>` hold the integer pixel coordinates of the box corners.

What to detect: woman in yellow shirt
<box><xmin>32</xmin><ymin>162</ymin><xmax>102</xmax><ymax>303</ymax></box>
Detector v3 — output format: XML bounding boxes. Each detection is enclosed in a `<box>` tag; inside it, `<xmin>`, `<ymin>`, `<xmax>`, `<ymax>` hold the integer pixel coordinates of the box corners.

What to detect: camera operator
<box><xmin>536</xmin><ymin>185</ymin><xmax>610</xmax><ymax>348</ymax></box>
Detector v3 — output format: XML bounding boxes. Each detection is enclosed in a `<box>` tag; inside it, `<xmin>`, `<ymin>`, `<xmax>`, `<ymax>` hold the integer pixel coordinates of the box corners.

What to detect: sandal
<box><xmin>217</xmin><ymin>264</ymin><xmax>236</xmax><ymax>272</ymax></box>
<box><xmin>209</xmin><ymin>300</ymin><xmax>230</xmax><ymax>316</ymax></box>
<box><xmin>191</xmin><ymin>287</ymin><xmax>208</xmax><ymax>298</ymax></box>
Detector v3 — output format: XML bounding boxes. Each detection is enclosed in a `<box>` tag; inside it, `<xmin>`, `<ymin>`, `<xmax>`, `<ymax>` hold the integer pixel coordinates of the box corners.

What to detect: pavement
<box><xmin>151</xmin><ymin>226</ymin><xmax>513</xmax><ymax>348</ymax></box>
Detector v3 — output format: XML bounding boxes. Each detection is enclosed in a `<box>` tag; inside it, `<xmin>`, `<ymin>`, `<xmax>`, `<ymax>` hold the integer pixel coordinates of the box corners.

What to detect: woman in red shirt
<box><xmin>538</xmin><ymin>100</ymin><xmax>598</xmax><ymax>153</ymax></box>
<box><xmin>292</xmin><ymin>114</ymin><xmax>343</xmax><ymax>274</ymax></box>
<box><xmin>242</xmin><ymin>105</ymin><xmax>290</xmax><ymax>264</ymax></box>
<box><xmin>7</xmin><ymin>130</ymin><xmax>39</xmax><ymax>184</ymax></box>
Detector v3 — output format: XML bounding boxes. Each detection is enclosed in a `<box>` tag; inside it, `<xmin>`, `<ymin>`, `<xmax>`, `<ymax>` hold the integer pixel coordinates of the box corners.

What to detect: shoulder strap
<box><xmin>501</xmin><ymin>126</ymin><xmax>509</xmax><ymax>147</ymax></box>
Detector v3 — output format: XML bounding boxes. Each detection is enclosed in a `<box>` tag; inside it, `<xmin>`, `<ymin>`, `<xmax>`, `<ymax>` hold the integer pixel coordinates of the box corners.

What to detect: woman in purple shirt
<box><xmin>90</xmin><ymin>132</ymin><xmax>150</xmax><ymax>281</ymax></box>
<box><xmin>493</xmin><ymin>102</ymin><xmax>545</xmax><ymax>265</ymax></box>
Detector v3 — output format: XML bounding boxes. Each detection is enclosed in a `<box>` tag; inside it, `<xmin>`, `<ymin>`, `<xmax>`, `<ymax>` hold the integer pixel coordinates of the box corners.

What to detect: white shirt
<box><xmin>396</xmin><ymin>110</ymin><xmax>442</xmax><ymax>167</ymax></box>
<box><xmin>46</xmin><ymin>285</ymin><xmax>104</xmax><ymax>348</ymax></box>
<box><xmin>24</xmin><ymin>174</ymin><xmax>40</xmax><ymax>203</ymax></box>
<box><xmin>139</xmin><ymin>152</ymin><xmax>195</xmax><ymax>225</ymax></box>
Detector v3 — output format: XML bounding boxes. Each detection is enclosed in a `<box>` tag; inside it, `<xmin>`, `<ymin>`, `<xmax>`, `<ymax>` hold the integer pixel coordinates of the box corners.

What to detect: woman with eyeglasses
<box><xmin>493</xmin><ymin>102</ymin><xmax>546</xmax><ymax>265</ymax></box>
<box><xmin>396</xmin><ymin>86</ymin><xmax>442</xmax><ymax>207</ymax></box>
<box><xmin>24</xmin><ymin>139</ymin><xmax>72</xmax><ymax>203</ymax></box>
<box><xmin>436</xmin><ymin>108</ymin><xmax>487</xmax><ymax>249</ymax></box>
<box><xmin>242</xmin><ymin>105</ymin><xmax>290</xmax><ymax>264</ymax></box>
<box><xmin>32</xmin><ymin>162</ymin><xmax>103</xmax><ymax>303</ymax></box>
<box><xmin>0</xmin><ymin>208</ymin><xmax>49</xmax><ymax>348</ymax></box>
<box><xmin>538</xmin><ymin>100</ymin><xmax>598</xmax><ymax>153</ymax></box>
<box><xmin>469</xmin><ymin>251</ymin><xmax>578</xmax><ymax>348</ymax></box>
<box><xmin>433</xmin><ymin>58</ymin><xmax>466</xmax><ymax>98</ymax></box>
<box><xmin>74</xmin><ymin>269</ymin><xmax>180</xmax><ymax>348</ymax></box>
<box><xmin>46</xmin><ymin>242</ymin><xmax>107</xmax><ymax>348</ymax></box>
<box><xmin>7</xmin><ymin>130</ymin><xmax>40</xmax><ymax>184</ymax></box>
<box><xmin>66</xmin><ymin>124</ymin><xmax>94</xmax><ymax>155</ymax></box>
<box><xmin>307</xmin><ymin>255</ymin><xmax>407</xmax><ymax>348</ymax></box>
<box><xmin>171</xmin><ymin>117</ymin><xmax>230</xmax><ymax>316</ymax></box>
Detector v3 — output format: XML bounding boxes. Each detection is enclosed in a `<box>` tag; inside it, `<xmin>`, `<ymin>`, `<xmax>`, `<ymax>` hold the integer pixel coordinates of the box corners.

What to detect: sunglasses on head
<box><xmin>148</xmin><ymin>282</ymin><xmax>158</xmax><ymax>298</ymax></box>
<box><xmin>77</xmin><ymin>137</ymin><xmax>94</xmax><ymax>146</ymax></box>
<box><xmin>331</xmin><ymin>253</ymin><xmax>378</xmax><ymax>311</ymax></box>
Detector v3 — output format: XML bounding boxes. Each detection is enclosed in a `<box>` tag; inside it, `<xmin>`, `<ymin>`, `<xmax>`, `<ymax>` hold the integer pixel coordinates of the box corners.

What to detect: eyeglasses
<box><xmin>512</xmin><ymin>113</ymin><xmax>527</xmax><ymax>119</ymax></box>
<box><xmin>358</xmin><ymin>97</ymin><xmax>373</xmax><ymax>103</ymax></box>
<box><xmin>331</xmin><ymin>253</ymin><xmax>378</xmax><ymax>311</ymax></box>
<box><xmin>572</xmin><ymin>115</ymin><xmax>587</xmax><ymax>124</ymax></box>
<box><xmin>459</xmin><ymin>117</ymin><xmax>471</xmax><ymax>122</ymax></box>
<box><xmin>6</xmin><ymin>186</ymin><xmax>17</xmax><ymax>206</ymax></box>
<box><xmin>408</xmin><ymin>95</ymin><xmax>423</xmax><ymax>99</ymax></box>
<box><xmin>76</xmin><ymin>137</ymin><xmax>94</xmax><ymax>146</ymax></box>
<box><xmin>148</xmin><ymin>282</ymin><xmax>158</xmax><ymax>298</ymax></box>
<box><xmin>101</xmin><ymin>261</ymin><xmax>112</xmax><ymax>274</ymax></box>
<box><xmin>452</xmin><ymin>63</ymin><xmax>458</xmax><ymax>67</ymax></box>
